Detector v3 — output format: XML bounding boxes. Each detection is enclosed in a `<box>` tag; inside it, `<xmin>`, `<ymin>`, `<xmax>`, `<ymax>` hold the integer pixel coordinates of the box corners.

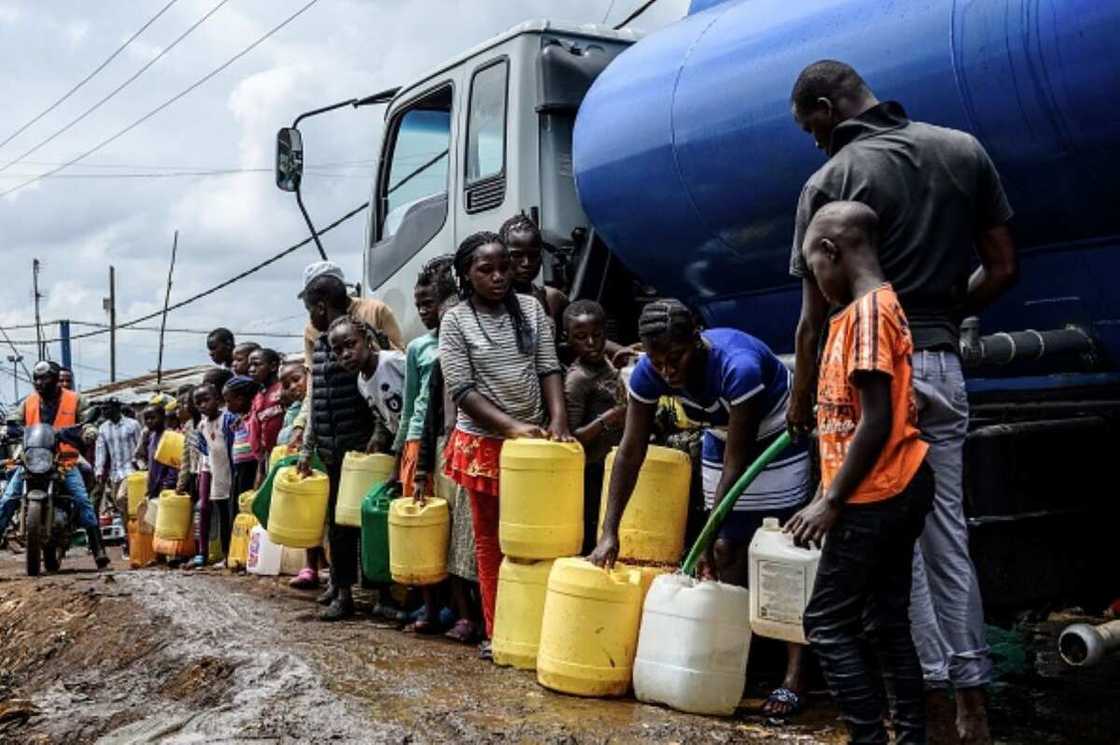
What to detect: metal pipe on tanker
<box><xmin>573</xmin><ymin>0</ymin><xmax>1120</xmax><ymax>350</ymax></box>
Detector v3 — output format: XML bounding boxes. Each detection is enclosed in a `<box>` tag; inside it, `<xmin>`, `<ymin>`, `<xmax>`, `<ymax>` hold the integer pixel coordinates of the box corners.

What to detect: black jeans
<box><xmin>804</xmin><ymin>462</ymin><xmax>934</xmax><ymax>745</ymax></box>
<box><xmin>324</xmin><ymin>459</ymin><xmax>360</xmax><ymax>589</ymax></box>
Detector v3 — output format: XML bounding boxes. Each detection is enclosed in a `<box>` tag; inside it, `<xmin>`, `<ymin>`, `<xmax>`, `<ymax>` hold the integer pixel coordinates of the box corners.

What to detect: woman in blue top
<box><xmin>589</xmin><ymin>299</ymin><xmax>812</xmax><ymax>719</ymax></box>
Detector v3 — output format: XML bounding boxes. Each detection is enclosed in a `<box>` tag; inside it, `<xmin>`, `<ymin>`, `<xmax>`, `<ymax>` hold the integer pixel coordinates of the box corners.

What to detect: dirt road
<box><xmin>0</xmin><ymin>552</ymin><xmax>1114</xmax><ymax>744</ymax></box>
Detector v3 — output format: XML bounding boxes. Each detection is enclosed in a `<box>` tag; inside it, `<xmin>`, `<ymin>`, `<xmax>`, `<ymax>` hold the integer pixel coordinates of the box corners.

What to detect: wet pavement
<box><xmin>0</xmin><ymin>548</ymin><xmax>1114</xmax><ymax>744</ymax></box>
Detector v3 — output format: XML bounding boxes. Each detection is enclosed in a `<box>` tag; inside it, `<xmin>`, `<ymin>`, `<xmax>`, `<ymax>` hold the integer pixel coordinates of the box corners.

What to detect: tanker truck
<box><xmin>275</xmin><ymin>0</ymin><xmax>1120</xmax><ymax>613</ymax></box>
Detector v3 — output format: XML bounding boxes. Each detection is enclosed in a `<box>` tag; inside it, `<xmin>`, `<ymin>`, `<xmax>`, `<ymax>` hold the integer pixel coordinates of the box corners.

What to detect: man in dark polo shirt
<box><xmin>786</xmin><ymin>60</ymin><xmax>1018</xmax><ymax>745</ymax></box>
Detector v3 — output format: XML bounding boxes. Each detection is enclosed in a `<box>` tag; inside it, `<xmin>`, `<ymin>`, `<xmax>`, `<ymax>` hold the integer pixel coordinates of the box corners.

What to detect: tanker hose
<box><xmin>959</xmin><ymin>319</ymin><xmax>1094</xmax><ymax>369</ymax></box>
<box><xmin>680</xmin><ymin>431</ymin><xmax>791</xmax><ymax>575</ymax></box>
<box><xmin>1058</xmin><ymin>619</ymin><xmax>1120</xmax><ymax>667</ymax></box>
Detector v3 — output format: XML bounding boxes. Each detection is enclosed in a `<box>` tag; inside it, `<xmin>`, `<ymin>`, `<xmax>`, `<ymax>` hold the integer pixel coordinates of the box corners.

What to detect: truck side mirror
<box><xmin>275</xmin><ymin>127</ymin><xmax>304</xmax><ymax>192</ymax></box>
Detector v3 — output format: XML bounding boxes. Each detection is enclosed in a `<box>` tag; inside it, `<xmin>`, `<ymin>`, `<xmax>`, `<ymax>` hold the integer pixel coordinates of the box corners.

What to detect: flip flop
<box><xmin>763</xmin><ymin>687</ymin><xmax>804</xmax><ymax>723</ymax></box>
<box><xmin>289</xmin><ymin>568</ymin><xmax>319</xmax><ymax>589</ymax></box>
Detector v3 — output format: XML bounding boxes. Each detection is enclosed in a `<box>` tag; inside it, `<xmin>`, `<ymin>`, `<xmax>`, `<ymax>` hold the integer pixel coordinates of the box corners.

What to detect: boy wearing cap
<box><xmin>296</xmin><ymin>261</ymin><xmax>402</xmax><ymax>621</ymax></box>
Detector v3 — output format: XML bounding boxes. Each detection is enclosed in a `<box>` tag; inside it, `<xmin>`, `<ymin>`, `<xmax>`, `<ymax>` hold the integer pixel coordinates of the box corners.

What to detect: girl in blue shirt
<box><xmin>590</xmin><ymin>299</ymin><xmax>812</xmax><ymax>719</ymax></box>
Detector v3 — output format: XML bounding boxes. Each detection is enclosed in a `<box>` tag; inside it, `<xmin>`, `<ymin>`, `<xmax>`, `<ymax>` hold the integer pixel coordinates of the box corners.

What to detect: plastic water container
<box><xmin>269</xmin><ymin>445</ymin><xmax>290</xmax><ymax>472</ymax></box>
<box><xmin>228</xmin><ymin>513</ymin><xmax>259</xmax><ymax>570</ymax></box>
<box><xmin>492</xmin><ymin>558</ymin><xmax>554</xmax><ymax>670</ymax></box>
<box><xmin>142</xmin><ymin>498</ymin><xmax>159</xmax><ymax>530</ymax></box>
<box><xmin>238</xmin><ymin>490</ymin><xmax>256</xmax><ymax>515</ymax></box>
<box><xmin>125</xmin><ymin>471</ymin><xmax>148</xmax><ymax>518</ymax></box>
<box><xmin>633</xmin><ymin>574</ymin><xmax>752</xmax><ymax>715</ymax></box>
<box><xmin>388</xmin><ymin>497</ymin><xmax>450</xmax><ymax>585</ymax></box>
<box><xmin>268</xmin><ymin>467</ymin><xmax>329</xmax><ymax>549</ymax></box>
<box><xmin>154</xmin><ymin>429</ymin><xmax>185</xmax><ymax>469</ymax></box>
<box><xmin>280</xmin><ymin>547</ymin><xmax>308</xmax><ymax>575</ymax></box>
<box><xmin>599</xmin><ymin>446</ymin><xmax>690</xmax><ymax>563</ymax></box>
<box><xmin>152</xmin><ymin>535</ymin><xmax>196</xmax><ymax>558</ymax></box>
<box><xmin>360</xmin><ymin>487</ymin><xmax>393</xmax><ymax>583</ymax></box>
<box><xmin>336</xmin><ymin>451</ymin><xmax>394</xmax><ymax>527</ymax></box>
<box><xmin>247</xmin><ymin>525</ymin><xmax>283</xmax><ymax>576</ymax></box>
<box><xmin>622</xmin><ymin>562</ymin><xmax>675</xmax><ymax>604</ymax></box>
<box><xmin>154</xmin><ymin>490</ymin><xmax>192</xmax><ymax>540</ymax></box>
<box><xmin>748</xmin><ymin>517</ymin><xmax>820</xmax><ymax>644</ymax></box>
<box><xmin>127</xmin><ymin>519</ymin><xmax>155</xmax><ymax>569</ymax></box>
<box><xmin>537</xmin><ymin>558</ymin><xmax>643</xmax><ymax>697</ymax></box>
<box><xmin>499</xmin><ymin>439</ymin><xmax>584</xmax><ymax>559</ymax></box>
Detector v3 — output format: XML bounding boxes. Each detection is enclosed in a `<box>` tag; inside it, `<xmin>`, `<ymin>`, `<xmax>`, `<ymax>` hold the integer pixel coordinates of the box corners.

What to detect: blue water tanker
<box><xmin>574</xmin><ymin>0</ymin><xmax>1120</xmax><ymax>377</ymax></box>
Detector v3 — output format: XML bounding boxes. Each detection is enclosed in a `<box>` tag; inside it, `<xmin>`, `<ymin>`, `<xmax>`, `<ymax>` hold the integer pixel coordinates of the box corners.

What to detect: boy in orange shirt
<box><xmin>787</xmin><ymin>201</ymin><xmax>932</xmax><ymax>745</ymax></box>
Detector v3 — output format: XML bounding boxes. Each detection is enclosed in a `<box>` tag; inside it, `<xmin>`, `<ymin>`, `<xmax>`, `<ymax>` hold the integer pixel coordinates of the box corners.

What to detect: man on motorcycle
<box><xmin>0</xmin><ymin>361</ymin><xmax>108</xmax><ymax>568</ymax></box>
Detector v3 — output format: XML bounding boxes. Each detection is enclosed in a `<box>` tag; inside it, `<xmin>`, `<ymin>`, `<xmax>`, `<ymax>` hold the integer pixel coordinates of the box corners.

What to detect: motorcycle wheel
<box><xmin>25</xmin><ymin>501</ymin><xmax>43</xmax><ymax>577</ymax></box>
<box><xmin>43</xmin><ymin>540</ymin><xmax>61</xmax><ymax>573</ymax></box>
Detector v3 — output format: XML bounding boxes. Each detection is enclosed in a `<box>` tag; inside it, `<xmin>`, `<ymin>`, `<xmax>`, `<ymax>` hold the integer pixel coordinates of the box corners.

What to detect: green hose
<box><xmin>680</xmin><ymin>430</ymin><xmax>792</xmax><ymax>576</ymax></box>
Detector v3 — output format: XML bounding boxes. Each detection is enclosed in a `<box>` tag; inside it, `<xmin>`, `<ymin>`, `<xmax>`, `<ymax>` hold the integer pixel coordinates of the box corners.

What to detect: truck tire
<box><xmin>25</xmin><ymin>501</ymin><xmax>43</xmax><ymax>577</ymax></box>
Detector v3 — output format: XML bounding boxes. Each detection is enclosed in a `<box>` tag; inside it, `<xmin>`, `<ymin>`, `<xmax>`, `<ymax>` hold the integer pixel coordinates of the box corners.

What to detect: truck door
<box><xmin>457</xmin><ymin>57</ymin><xmax>511</xmax><ymax>236</ymax></box>
<box><xmin>368</xmin><ymin>84</ymin><xmax>455</xmax><ymax>331</ymax></box>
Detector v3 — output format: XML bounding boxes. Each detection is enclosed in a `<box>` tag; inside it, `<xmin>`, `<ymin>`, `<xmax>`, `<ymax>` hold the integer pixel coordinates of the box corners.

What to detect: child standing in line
<box><xmin>787</xmin><ymin>202</ymin><xmax>933</xmax><ymax>745</ymax></box>
<box><xmin>231</xmin><ymin>341</ymin><xmax>261</xmax><ymax>377</ymax></box>
<box><xmin>416</xmin><ymin>294</ymin><xmax>482</xmax><ymax>644</ymax></box>
<box><xmin>142</xmin><ymin>402</ymin><xmax>179</xmax><ymax>501</ymax></box>
<box><xmin>329</xmin><ymin>317</ymin><xmax>407</xmax><ymax>454</ymax></box>
<box><xmin>562</xmin><ymin>300</ymin><xmax>627</xmax><ymax>554</ymax></box>
<box><xmin>393</xmin><ymin>257</ymin><xmax>456</xmax><ymax>500</ymax></box>
<box><xmin>190</xmin><ymin>383</ymin><xmax>234</xmax><ymax>569</ymax></box>
<box><xmin>223</xmin><ymin>376</ymin><xmax>260</xmax><ymax>503</ymax></box>
<box><xmin>276</xmin><ymin>360</ymin><xmax>323</xmax><ymax>590</ymax></box>
<box><xmin>175</xmin><ymin>384</ymin><xmax>202</xmax><ymax>499</ymax></box>
<box><xmin>441</xmin><ymin>231</ymin><xmax>572</xmax><ymax>657</ymax></box>
<box><xmin>247</xmin><ymin>348</ymin><xmax>285</xmax><ymax>486</ymax></box>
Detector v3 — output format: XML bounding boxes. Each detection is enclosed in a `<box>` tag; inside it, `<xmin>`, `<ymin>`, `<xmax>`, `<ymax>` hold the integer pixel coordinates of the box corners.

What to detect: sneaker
<box><xmin>316</xmin><ymin>583</ymin><xmax>338</xmax><ymax>605</ymax></box>
<box><xmin>186</xmin><ymin>555</ymin><xmax>206</xmax><ymax>570</ymax></box>
<box><xmin>319</xmin><ymin>590</ymin><xmax>354</xmax><ymax>622</ymax></box>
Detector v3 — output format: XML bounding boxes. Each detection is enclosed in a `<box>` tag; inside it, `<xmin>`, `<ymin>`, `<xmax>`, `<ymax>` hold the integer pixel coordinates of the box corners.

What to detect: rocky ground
<box><xmin>0</xmin><ymin>547</ymin><xmax>1114</xmax><ymax>744</ymax></box>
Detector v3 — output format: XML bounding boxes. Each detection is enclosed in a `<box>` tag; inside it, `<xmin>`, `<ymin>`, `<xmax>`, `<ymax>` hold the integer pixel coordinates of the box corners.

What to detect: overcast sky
<box><xmin>0</xmin><ymin>0</ymin><xmax>688</xmax><ymax>400</ymax></box>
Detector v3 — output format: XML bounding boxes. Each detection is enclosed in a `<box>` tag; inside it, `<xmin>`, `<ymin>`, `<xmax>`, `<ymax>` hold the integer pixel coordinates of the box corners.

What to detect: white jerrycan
<box><xmin>247</xmin><ymin>525</ymin><xmax>283</xmax><ymax>576</ymax></box>
<box><xmin>748</xmin><ymin>517</ymin><xmax>820</xmax><ymax>644</ymax></box>
<box><xmin>633</xmin><ymin>573</ymin><xmax>751</xmax><ymax>716</ymax></box>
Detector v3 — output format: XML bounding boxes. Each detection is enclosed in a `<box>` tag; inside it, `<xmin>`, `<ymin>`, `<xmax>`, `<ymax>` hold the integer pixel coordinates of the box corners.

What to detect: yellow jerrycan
<box><xmin>154</xmin><ymin>490</ymin><xmax>192</xmax><ymax>540</ymax></box>
<box><xmin>267</xmin><ymin>467</ymin><xmax>329</xmax><ymax>549</ymax></box>
<box><xmin>536</xmin><ymin>558</ymin><xmax>643</xmax><ymax>697</ymax></box>
<box><xmin>227</xmin><ymin>513</ymin><xmax>259</xmax><ymax>570</ymax></box>
<box><xmin>269</xmin><ymin>444</ymin><xmax>290</xmax><ymax>472</ymax></box>
<box><xmin>599</xmin><ymin>445</ymin><xmax>690</xmax><ymax>563</ymax></box>
<box><xmin>492</xmin><ymin>558</ymin><xmax>554</xmax><ymax>670</ymax></box>
<box><xmin>238</xmin><ymin>490</ymin><xmax>256</xmax><ymax>515</ymax></box>
<box><xmin>336</xmin><ymin>452</ymin><xmax>395</xmax><ymax>528</ymax></box>
<box><xmin>125</xmin><ymin>471</ymin><xmax>148</xmax><ymax>518</ymax></box>
<box><xmin>499</xmin><ymin>439</ymin><xmax>584</xmax><ymax>559</ymax></box>
<box><xmin>388</xmin><ymin>497</ymin><xmax>450</xmax><ymax>585</ymax></box>
<box><xmin>154</xmin><ymin>430</ymin><xmax>185</xmax><ymax>469</ymax></box>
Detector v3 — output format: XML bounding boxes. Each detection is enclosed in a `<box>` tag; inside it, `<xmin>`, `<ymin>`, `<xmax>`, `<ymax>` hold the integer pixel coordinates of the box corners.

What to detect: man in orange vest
<box><xmin>0</xmin><ymin>361</ymin><xmax>108</xmax><ymax>569</ymax></box>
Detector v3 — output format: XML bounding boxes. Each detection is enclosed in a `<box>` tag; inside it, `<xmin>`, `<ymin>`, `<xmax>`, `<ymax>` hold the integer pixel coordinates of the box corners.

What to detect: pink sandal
<box><xmin>289</xmin><ymin>568</ymin><xmax>319</xmax><ymax>589</ymax></box>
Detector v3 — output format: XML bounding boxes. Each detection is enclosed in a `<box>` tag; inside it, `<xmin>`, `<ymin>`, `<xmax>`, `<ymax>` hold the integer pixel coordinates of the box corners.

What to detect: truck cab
<box><xmin>363</xmin><ymin>21</ymin><xmax>637</xmax><ymax>339</ymax></box>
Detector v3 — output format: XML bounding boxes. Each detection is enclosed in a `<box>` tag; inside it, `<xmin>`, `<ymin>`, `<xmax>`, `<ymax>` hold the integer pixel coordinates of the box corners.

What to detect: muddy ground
<box><xmin>0</xmin><ymin>549</ymin><xmax>1114</xmax><ymax>745</ymax></box>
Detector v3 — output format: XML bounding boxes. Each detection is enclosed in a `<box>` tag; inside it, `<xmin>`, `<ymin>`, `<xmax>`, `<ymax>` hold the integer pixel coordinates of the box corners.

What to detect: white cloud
<box><xmin>0</xmin><ymin>0</ymin><xmax>689</xmax><ymax>393</ymax></box>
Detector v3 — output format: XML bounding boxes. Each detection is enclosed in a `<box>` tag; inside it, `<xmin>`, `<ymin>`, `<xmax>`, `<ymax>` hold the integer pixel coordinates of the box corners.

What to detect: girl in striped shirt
<box><xmin>439</xmin><ymin>231</ymin><xmax>573</xmax><ymax>657</ymax></box>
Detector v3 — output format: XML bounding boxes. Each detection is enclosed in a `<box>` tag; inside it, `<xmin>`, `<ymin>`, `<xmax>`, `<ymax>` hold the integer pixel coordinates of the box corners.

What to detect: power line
<box><xmin>29</xmin><ymin>200</ymin><xmax>367</xmax><ymax>344</ymax></box>
<box><xmin>0</xmin><ymin>326</ymin><xmax>32</xmax><ymax>378</ymax></box>
<box><xmin>0</xmin><ymin>0</ymin><xmax>180</xmax><ymax>154</ymax></box>
<box><xmin>615</xmin><ymin>0</ymin><xmax>662</xmax><ymax>29</ymax></box>
<box><xmin>0</xmin><ymin>0</ymin><xmax>231</xmax><ymax>175</ymax></box>
<box><xmin>0</xmin><ymin>158</ymin><xmax>375</xmax><ymax>171</ymax></box>
<box><xmin>0</xmin><ymin>168</ymin><xmax>370</xmax><ymax>180</ymax></box>
<box><xmin>0</xmin><ymin>0</ymin><xmax>322</xmax><ymax>197</ymax></box>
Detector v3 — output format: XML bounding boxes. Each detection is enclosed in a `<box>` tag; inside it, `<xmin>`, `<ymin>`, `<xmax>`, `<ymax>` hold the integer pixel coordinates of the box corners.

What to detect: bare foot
<box><xmin>956</xmin><ymin>688</ymin><xmax>992</xmax><ymax>745</ymax></box>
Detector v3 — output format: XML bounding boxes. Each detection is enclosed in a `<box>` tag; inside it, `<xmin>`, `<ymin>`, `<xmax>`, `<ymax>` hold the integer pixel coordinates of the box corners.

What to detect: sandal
<box><xmin>478</xmin><ymin>639</ymin><xmax>493</xmax><ymax>661</ymax></box>
<box><xmin>763</xmin><ymin>687</ymin><xmax>804</xmax><ymax>723</ymax></box>
<box><xmin>404</xmin><ymin>615</ymin><xmax>442</xmax><ymax>635</ymax></box>
<box><xmin>289</xmin><ymin>568</ymin><xmax>319</xmax><ymax>589</ymax></box>
<box><xmin>445</xmin><ymin>618</ymin><xmax>478</xmax><ymax>644</ymax></box>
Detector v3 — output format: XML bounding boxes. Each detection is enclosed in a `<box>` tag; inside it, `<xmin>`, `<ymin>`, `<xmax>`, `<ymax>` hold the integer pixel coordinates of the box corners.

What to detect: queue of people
<box><xmin>2</xmin><ymin>57</ymin><xmax>1015</xmax><ymax>745</ymax></box>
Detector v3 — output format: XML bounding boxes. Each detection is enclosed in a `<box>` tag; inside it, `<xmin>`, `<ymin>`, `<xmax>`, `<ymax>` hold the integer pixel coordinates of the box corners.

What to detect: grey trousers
<box><xmin>908</xmin><ymin>350</ymin><xmax>992</xmax><ymax>688</ymax></box>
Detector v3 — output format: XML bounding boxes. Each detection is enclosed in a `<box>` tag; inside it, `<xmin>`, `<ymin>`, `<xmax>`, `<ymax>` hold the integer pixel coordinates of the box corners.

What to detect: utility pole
<box><xmin>156</xmin><ymin>231</ymin><xmax>178</xmax><ymax>386</ymax></box>
<box><xmin>58</xmin><ymin>320</ymin><xmax>71</xmax><ymax>371</ymax></box>
<box><xmin>106</xmin><ymin>266</ymin><xmax>117</xmax><ymax>382</ymax></box>
<box><xmin>32</xmin><ymin>259</ymin><xmax>43</xmax><ymax>361</ymax></box>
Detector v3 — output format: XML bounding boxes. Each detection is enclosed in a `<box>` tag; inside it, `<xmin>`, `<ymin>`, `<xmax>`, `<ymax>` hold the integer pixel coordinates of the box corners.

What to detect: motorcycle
<box><xmin>16</xmin><ymin>422</ymin><xmax>95</xmax><ymax>576</ymax></box>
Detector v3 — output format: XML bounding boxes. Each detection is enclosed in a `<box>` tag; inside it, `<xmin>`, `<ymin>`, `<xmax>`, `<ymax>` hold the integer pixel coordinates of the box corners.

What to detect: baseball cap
<box><xmin>298</xmin><ymin>260</ymin><xmax>345</xmax><ymax>299</ymax></box>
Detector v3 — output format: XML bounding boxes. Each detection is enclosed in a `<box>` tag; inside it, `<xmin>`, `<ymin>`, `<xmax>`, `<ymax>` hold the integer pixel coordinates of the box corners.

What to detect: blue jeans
<box><xmin>909</xmin><ymin>350</ymin><xmax>992</xmax><ymax>688</ymax></box>
<box><xmin>0</xmin><ymin>466</ymin><xmax>100</xmax><ymax>533</ymax></box>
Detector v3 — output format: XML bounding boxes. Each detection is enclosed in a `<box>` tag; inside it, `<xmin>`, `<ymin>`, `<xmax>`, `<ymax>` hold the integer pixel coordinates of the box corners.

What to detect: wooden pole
<box><xmin>32</xmin><ymin>259</ymin><xmax>43</xmax><ymax>360</ymax></box>
<box><xmin>108</xmin><ymin>265</ymin><xmax>117</xmax><ymax>382</ymax></box>
<box><xmin>156</xmin><ymin>231</ymin><xmax>178</xmax><ymax>386</ymax></box>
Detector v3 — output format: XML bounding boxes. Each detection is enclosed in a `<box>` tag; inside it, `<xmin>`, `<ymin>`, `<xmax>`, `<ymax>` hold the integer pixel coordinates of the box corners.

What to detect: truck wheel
<box><xmin>25</xmin><ymin>502</ymin><xmax>43</xmax><ymax>577</ymax></box>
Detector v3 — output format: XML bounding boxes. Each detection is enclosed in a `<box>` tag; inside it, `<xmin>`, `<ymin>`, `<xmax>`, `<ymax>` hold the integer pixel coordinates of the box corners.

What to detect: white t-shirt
<box><xmin>357</xmin><ymin>350</ymin><xmax>407</xmax><ymax>436</ymax></box>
